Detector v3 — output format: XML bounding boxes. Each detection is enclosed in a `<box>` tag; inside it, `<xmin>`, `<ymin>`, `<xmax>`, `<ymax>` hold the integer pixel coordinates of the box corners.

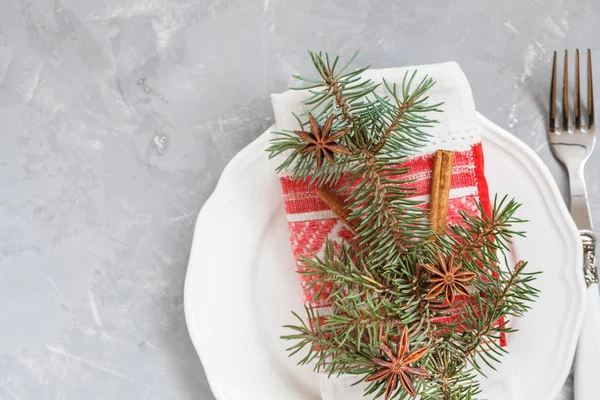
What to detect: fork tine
<box><xmin>588</xmin><ymin>48</ymin><xmax>595</xmax><ymax>129</ymax></box>
<box><xmin>575</xmin><ymin>49</ymin><xmax>581</xmax><ymax>129</ymax></box>
<box><xmin>550</xmin><ymin>51</ymin><xmax>557</xmax><ymax>132</ymax></box>
<box><xmin>563</xmin><ymin>50</ymin><xmax>569</xmax><ymax>130</ymax></box>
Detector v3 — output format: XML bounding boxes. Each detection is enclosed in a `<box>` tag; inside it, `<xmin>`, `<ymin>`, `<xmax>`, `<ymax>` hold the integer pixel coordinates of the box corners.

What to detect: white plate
<box><xmin>184</xmin><ymin>113</ymin><xmax>585</xmax><ymax>400</ymax></box>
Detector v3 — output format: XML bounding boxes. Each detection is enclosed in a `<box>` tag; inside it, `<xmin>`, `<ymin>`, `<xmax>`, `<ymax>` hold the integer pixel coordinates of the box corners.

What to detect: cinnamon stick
<box><xmin>316</xmin><ymin>187</ymin><xmax>357</xmax><ymax>234</ymax></box>
<box><xmin>429</xmin><ymin>150</ymin><xmax>455</xmax><ymax>233</ymax></box>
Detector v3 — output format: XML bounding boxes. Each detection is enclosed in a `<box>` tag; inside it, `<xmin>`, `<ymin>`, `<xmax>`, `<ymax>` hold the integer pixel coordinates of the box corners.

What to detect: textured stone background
<box><xmin>0</xmin><ymin>0</ymin><xmax>596</xmax><ymax>398</ymax></box>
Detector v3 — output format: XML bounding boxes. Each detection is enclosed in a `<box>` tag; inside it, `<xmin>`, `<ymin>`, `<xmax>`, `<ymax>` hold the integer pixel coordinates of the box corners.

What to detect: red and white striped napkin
<box><xmin>271</xmin><ymin>62</ymin><xmax>493</xmax><ymax>399</ymax></box>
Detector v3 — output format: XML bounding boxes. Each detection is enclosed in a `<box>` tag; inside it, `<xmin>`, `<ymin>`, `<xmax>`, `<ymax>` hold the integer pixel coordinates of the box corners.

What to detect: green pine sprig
<box><xmin>269</xmin><ymin>51</ymin><xmax>539</xmax><ymax>400</ymax></box>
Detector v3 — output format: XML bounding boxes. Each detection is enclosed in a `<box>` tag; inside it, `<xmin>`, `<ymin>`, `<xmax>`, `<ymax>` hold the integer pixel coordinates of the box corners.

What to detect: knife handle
<box><xmin>574</xmin><ymin>284</ymin><xmax>600</xmax><ymax>399</ymax></box>
<box><xmin>574</xmin><ymin>231</ymin><xmax>599</xmax><ymax>400</ymax></box>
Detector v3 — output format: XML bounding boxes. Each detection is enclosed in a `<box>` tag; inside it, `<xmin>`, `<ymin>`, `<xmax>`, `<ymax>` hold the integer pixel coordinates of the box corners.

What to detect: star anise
<box><xmin>423</xmin><ymin>252</ymin><xmax>476</xmax><ymax>304</ymax></box>
<box><xmin>294</xmin><ymin>113</ymin><xmax>352</xmax><ymax>168</ymax></box>
<box><xmin>366</xmin><ymin>329</ymin><xmax>430</xmax><ymax>399</ymax></box>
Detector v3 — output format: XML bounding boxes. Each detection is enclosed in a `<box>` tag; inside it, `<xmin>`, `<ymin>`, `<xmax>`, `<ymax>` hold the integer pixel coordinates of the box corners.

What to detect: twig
<box><xmin>316</xmin><ymin>187</ymin><xmax>358</xmax><ymax>234</ymax></box>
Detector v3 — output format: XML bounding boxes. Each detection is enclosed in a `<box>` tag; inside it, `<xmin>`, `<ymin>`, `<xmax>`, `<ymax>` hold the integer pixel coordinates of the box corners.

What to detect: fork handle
<box><xmin>574</xmin><ymin>231</ymin><xmax>600</xmax><ymax>400</ymax></box>
<box><xmin>568</xmin><ymin>166</ymin><xmax>594</xmax><ymax>232</ymax></box>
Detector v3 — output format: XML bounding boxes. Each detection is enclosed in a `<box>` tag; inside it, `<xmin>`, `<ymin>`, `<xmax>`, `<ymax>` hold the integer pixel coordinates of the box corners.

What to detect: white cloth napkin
<box><xmin>270</xmin><ymin>61</ymin><xmax>480</xmax><ymax>399</ymax></box>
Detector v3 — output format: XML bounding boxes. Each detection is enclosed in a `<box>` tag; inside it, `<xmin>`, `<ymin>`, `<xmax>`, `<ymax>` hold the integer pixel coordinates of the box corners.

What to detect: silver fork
<box><xmin>548</xmin><ymin>49</ymin><xmax>598</xmax><ymax>400</ymax></box>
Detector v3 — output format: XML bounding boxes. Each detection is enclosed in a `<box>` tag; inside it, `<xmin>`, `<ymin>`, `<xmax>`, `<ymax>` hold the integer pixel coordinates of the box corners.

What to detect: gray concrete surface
<box><xmin>0</xmin><ymin>0</ymin><xmax>595</xmax><ymax>398</ymax></box>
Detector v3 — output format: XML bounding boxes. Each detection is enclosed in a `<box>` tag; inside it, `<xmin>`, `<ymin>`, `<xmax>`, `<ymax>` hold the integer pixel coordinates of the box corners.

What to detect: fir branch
<box><xmin>371</xmin><ymin>76</ymin><xmax>440</xmax><ymax>154</ymax></box>
<box><xmin>271</xmin><ymin>51</ymin><xmax>539</xmax><ymax>400</ymax></box>
<box><xmin>284</xmin><ymin>197</ymin><xmax>537</xmax><ymax>399</ymax></box>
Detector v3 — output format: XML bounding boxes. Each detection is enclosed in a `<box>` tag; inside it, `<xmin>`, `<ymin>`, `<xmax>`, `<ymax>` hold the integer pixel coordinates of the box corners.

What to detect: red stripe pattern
<box><xmin>279</xmin><ymin>143</ymin><xmax>504</xmax><ymax>346</ymax></box>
